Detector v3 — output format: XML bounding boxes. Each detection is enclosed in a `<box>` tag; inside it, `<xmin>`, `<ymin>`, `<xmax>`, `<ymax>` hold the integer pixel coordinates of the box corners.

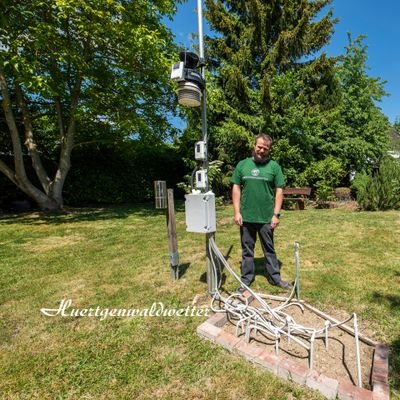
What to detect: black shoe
<box><xmin>236</xmin><ymin>286</ymin><xmax>246</xmax><ymax>294</ymax></box>
<box><xmin>276</xmin><ymin>280</ymin><xmax>293</xmax><ymax>290</ymax></box>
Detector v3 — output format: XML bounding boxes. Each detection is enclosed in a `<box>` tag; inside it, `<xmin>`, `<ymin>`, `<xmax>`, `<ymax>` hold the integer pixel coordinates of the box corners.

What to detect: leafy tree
<box><xmin>332</xmin><ymin>34</ymin><xmax>389</xmax><ymax>174</ymax></box>
<box><xmin>194</xmin><ymin>0</ymin><xmax>339</xmax><ymax>192</ymax></box>
<box><xmin>280</xmin><ymin>35</ymin><xmax>390</xmax><ymax>186</ymax></box>
<box><xmin>298</xmin><ymin>156</ymin><xmax>344</xmax><ymax>202</ymax></box>
<box><xmin>281</xmin><ymin>35</ymin><xmax>390</xmax><ymax>187</ymax></box>
<box><xmin>394</xmin><ymin>118</ymin><xmax>400</xmax><ymax>132</ymax></box>
<box><xmin>0</xmin><ymin>0</ymin><xmax>180</xmax><ymax>210</ymax></box>
<box><xmin>391</xmin><ymin>119</ymin><xmax>400</xmax><ymax>152</ymax></box>
<box><xmin>64</xmin><ymin>141</ymin><xmax>185</xmax><ymax>205</ymax></box>
<box><xmin>183</xmin><ymin>2</ymin><xmax>391</xmax><ymax>198</ymax></box>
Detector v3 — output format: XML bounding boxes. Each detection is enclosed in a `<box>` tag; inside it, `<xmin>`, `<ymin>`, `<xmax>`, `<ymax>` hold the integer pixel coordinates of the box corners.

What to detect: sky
<box><xmin>166</xmin><ymin>0</ymin><xmax>400</xmax><ymax>124</ymax></box>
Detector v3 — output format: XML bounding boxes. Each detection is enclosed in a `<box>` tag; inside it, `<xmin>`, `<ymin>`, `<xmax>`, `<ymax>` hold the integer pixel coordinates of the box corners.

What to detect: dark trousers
<box><xmin>240</xmin><ymin>222</ymin><xmax>281</xmax><ymax>286</ymax></box>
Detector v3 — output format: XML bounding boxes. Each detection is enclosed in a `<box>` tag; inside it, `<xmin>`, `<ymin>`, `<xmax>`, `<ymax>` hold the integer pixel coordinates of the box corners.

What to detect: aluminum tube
<box><xmin>294</xmin><ymin>241</ymin><xmax>300</xmax><ymax>300</ymax></box>
<box><xmin>197</xmin><ymin>0</ymin><xmax>205</xmax><ymax>64</ymax></box>
<box><xmin>354</xmin><ymin>313</ymin><xmax>363</xmax><ymax>387</ymax></box>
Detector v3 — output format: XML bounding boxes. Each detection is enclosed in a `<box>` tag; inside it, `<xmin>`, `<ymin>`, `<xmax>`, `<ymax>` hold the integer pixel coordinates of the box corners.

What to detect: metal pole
<box><xmin>354</xmin><ymin>313</ymin><xmax>363</xmax><ymax>387</ymax></box>
<box><xmin>167</xmin><ymin>189</ymin><xmax>179</xmax><ymax>280</ymax></box>
<box><xmin>197</xmin><ymin>0</ymin><xmax>208</xmax><ymax>150</ymax></box>
<box><xmin>197</xmin><ymin>0</ymin><xmax>217</xmax><ymax>295</ymax></box>
<box><xmin>294</xmin><ymin>241</ymin><xmax>300</xmax><ymax>301</ymax></box>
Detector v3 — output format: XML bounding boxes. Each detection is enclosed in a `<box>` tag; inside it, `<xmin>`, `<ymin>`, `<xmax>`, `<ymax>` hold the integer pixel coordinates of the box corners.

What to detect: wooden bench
<box><xmin>283</xmin><ymin>187</ymin><xmax>311</xmax><ymax>210</ymax></box>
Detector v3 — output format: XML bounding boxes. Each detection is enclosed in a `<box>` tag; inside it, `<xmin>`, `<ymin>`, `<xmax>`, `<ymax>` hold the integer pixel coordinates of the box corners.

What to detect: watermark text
<box><xmin>41</xmin><ymin>299</ymin><xmax>209</xmax><ymax>321</ymax></box>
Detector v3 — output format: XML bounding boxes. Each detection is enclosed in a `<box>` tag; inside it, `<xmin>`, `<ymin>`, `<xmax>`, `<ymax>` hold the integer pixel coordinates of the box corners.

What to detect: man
<box><xmin>231</xmin><ymin>133</ymin><xmax>292</xmax><ymax>292</ymax></box>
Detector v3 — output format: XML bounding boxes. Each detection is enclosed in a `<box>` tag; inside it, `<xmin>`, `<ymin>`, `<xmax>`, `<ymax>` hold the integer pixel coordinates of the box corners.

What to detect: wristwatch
<box><xmin>273</xmin><ymin>213</ymin><xmax>280</xmax><ymax>218</ymax></box>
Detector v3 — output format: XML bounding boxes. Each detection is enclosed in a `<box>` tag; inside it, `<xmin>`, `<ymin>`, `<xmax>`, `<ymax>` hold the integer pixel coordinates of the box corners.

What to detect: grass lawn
<box><xmin>0</xmin><ymin>203</ymin><xmax>399</xmax><ymax>399</ymax></box>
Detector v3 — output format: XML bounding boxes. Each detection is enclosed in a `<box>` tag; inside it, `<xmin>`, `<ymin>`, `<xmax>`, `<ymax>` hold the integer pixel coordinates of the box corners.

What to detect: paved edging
<box><xmin>197</xmin><ymin>311</ymin><xmax>390</xmax><ymax>400</ymax></box>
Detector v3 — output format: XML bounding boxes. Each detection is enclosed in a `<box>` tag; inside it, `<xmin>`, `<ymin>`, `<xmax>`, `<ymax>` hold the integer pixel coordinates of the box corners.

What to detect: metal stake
<box><xmin>167</xmin><ymin>189</ymin><xmax>179</xmax><ymax>280</ymax></box>
<box><xmin>294</xmin><ymin>241</ymin><xmax>300</xmax><ymax>300</ymax></box>
<box><xmin>354</xmin><ymin>313</ymin><xmax>363</xmax><ymax>387</ymax></box>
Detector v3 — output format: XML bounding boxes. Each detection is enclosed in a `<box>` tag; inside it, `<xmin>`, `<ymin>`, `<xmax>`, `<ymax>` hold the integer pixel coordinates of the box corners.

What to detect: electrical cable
<box><xmin>206</xmin><ymin>236</ymin><xmax>363</xmax><ymax>383</ymax></box>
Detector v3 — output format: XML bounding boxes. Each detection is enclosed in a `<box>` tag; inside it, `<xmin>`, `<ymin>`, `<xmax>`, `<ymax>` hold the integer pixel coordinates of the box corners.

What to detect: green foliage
<box><xmin>394</xmin><ymin>118</ymin><xmax>400</xmax><ymax>132</ymax></box>
<box><xmin>334</xmin><ymin>187</ymin><xmax>352</xmax><ymax>201</ymax></box>
<box><xmin>270</xmin><ymin>35</ymin><xmax>389</xmax><ymax>184</ymax></box>
<box><xmin>333</xmin><ymin>35</ymin><xmax>390</xmax><ymax>173</ymax></box>
<box><xmin>0</xmin><ymin>0</ymin><xmax>181</xmax><ymax>208</ymax></box>
<box><xmin>189</xmin><ymin>3</ymin><xmax>390</xmax><ymax>197</ymax></box>
<box><xmin>176</xmin><ymin>160</ymin><xmax>226</xmax><ymax>198</ymax></box>
<box><xmin>185</xmin><ymin>0</ymin><xmax>340</xmax><ymax>196</ymax></box>
<box><xmin>298</xmin><ymin>156</ymin><xmax>345</xmax><ymax>202</ymax></box>
<box><xmin>351</xmin><ymin>171</ymin><xmax>369</xmax><ymax>204</ymax></box>
<box><xmin>352</xmin><ymin>157</ymin><xmax>400</xmax><ymax>211</ymax></box>
<box><xmin>1</xmin><ymin>0</ymin><xmax>179</xmax><ymax>137</ymax></box>
<box><xmin>390</xmin><ymin>120</ymin><xmax>400</xmax><ymax>151</ymax></box>
<box><xmin>64</xmin><ymin>142</ymin><xmax>185</xmax><ymax>205</ymax></box>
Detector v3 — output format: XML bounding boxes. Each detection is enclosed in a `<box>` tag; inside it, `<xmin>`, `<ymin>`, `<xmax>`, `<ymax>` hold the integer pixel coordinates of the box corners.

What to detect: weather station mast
<box><xmin>170</xmin><ymin>0</ymin><xmax>218</xmax><ymax>295</ymax></box>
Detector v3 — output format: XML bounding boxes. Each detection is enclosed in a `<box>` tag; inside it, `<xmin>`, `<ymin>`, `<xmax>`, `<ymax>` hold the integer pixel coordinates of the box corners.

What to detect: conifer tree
<box><xmin>187</xmin><ymin>1</ymin><xmax>390</xmax><ymax>194</ymax></box>
<box><xmin>200</xmin><ymin>0</ymin><xmax>339</xmax><ymax>186</ymax></box>
<box><xmin>334</xmin><ymin>35</ymin><xmax>389</xmax><ymax>173</ymax></box>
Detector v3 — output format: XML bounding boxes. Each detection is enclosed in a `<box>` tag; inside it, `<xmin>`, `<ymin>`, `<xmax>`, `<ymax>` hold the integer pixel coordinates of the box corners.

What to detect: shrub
<box><xmin>64</xmin><ymin>142</ymin><xmax>186</xmax><ymax>205</ymax></box>
<box><xmin>352</xmin><ymin>157</ymin><xmax>400</xmax><ymax>210</ymax></box>
<box><xmin>177</xmin><ymin>160</ymin><xmax>226</xmax><ymax>195</ymax></box>
<box><xmin>334</xmin><ymin>187</ymin><xmax>352</xmax><ymax>201</ymax></box>
<box><xmin>298</xmin><ymin>157</ymin><xmax>345</xmax><ymax>203</ymax></box>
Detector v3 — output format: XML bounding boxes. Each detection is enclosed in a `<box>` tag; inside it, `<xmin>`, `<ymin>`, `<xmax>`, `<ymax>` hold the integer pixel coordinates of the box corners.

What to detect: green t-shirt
<box><xmin>231</xmin><ymin>158</ymin><xmax>285</xmax><ymax>224</ymax></box>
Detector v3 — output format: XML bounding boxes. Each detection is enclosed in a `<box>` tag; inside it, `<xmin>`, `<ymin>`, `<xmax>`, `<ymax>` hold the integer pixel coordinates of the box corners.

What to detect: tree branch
<box><xmin>0</xmin><ymin>158</ymin><xmax>17</xmax><ymax>186</ymax></box>
<box><xmin>0</xmin><ymin>69</ymin><xmax>55</xmax><ymax>208</ymax></box>
<box><xmin>52</xmin><ymin>73</ymin><xmax>83</xmax><ymax>203</ymax></box>
<box><xmin>15</xmin><ymin>81</ymin><xmax>52</xmax><ymax>194</ymax></box>
<box><xmin>72</xmin><ymin>139</ymin><xmax>113</xmax><ymax>149</ymax></box>
<box><xmin>0</xmin><ymin>68</ymin><xmax>27</xmax><ymax>181</ymax></box>
<box><xmin>55</xmin><ymin>96</ymin><xmax>65</xmax><ymax>138</ymax></box>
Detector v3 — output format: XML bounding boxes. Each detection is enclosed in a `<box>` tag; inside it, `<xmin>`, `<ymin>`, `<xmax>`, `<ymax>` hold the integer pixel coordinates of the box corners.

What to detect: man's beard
<box><xmin>252</xmin><ymin>149</ymin><xmax>268</xmax><ymax>164</ymax></box>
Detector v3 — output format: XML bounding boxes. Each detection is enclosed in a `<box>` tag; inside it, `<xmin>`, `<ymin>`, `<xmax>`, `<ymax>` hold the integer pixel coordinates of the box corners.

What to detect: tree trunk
<box><xmin>0</xmin><ymin>69</ymin><xmax>81</xmax><ymax>211</ymax></box>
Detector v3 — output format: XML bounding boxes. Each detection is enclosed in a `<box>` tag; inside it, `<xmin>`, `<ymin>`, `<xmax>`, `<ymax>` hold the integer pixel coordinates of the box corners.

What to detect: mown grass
<box><xmin>0</xmin><ymin>204</ymin><xmax>399</xmax><ymax>399</ymax></box>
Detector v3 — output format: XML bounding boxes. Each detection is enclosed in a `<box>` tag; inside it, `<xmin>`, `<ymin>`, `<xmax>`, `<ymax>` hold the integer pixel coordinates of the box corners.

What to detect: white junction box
<box><xmin>185</xmin><ymin>192</ymin><xmax>216</xmax><ymax>233</ymax></box>
<box><xmin>195</xmin><ymin>141</ymin><xmax>206</xmax><ymax>160</ymax></box>
<box><xmin>195</xmin><ymin>169</ymin><xmax>207</xmax><ymax>189</ymax></box>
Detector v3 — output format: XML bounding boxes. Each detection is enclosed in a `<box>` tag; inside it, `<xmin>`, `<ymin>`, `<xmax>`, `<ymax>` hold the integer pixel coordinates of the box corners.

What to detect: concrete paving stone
<box><xmin>372</xmin><ymin>345</ymin><xmax>389</xmax><ymax>385</ymax></box>
<box><xmin>243</xmin><ymin>291</ymin><xmax>254</xmax><ymax>302</ymax></box>
<box><xmin>253</xmin><ymin>350</ymin><xmax>280</xmax><ymax>374</ymax></box>
<box><xmin>338</xmin><ymin>381</ymin><xmax>358</xmax><ymax>400</ymax></box>
<box><xmin>372</xmin><ymin>382</ymin><xmax>390</xmax><ymax>400</ymax></box>
<box><xmin>337</xmin><ymin>382</ymin><xmax>374</xmax><ymax>400</ymax></box>
<box><xmin>207</xmin><ymin>312</ymin><xmax>227</xmax><ymax>328</ymax></box>
<box><xmin>352</xmin><ymin>386</ymin><xmax>374</xmax><ymax>400</ymax></box>
<box><xmin>372</xmin><ymin>365</ymin><xmax>388</xmax><ymax>385</ymax></box>
<box><xmin>278</xmin><ymin>357</ymin><xmax>309</xmax><ymax>385</ymax></box>
<box><xmin>215</xmin><ymin>330</ymin><xmax>241</xmax><ymax>351</ymax></box>
<box><xmin>307</xmin><ymin>370</ymin><xmax>339</xmax><ymax>400</ymax></box>
<box><xmin>196</xmin><ymin>321</ymin><xmax>222</xmax><ymax>342</ymax></box>
<box><xmin>234</xmin><ymin>340</ymin><xmax>264</xmax><ymax>361</ymax></box>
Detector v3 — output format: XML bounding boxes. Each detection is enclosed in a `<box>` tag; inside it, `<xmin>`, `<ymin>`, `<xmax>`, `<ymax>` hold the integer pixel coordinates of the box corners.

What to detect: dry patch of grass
<box><xmin>23</xmin><ymin>234</ymin><xmax>87</xmax><ymax>253</ymax></box>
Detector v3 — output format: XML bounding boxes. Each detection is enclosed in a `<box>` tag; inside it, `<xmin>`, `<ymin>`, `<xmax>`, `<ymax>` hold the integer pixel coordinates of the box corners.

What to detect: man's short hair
<box><xmin>255</xmin><ymin>133</ymin><xmax>273</xmax><ymax>145</ymax></box>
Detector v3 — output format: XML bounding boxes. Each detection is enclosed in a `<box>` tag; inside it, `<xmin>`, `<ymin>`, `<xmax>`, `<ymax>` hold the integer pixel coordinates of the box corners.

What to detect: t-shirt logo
<box><xmin>251</xmin><ymin>169</ymin><xmax>260</xmax><ymax>177</ymax></box>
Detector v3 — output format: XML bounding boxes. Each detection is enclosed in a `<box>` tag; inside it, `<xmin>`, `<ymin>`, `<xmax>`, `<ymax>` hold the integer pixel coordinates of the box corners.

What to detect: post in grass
<box><xmin>154</xmin><ymin>181</ymin><xmax>179</xmax><ymax>280</ymax></box>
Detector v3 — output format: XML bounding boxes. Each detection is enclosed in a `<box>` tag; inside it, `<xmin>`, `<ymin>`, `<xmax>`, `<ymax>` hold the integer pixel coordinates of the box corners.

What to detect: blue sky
<box><xmin>166</xmin><ymin>0</ymin><xmax>400</xmax><ymax>124</ymax></box>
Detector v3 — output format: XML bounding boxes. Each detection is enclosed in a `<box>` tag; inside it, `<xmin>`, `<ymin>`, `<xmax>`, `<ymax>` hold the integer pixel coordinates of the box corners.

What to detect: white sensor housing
<box><xmin>170</xmin><ymin>61</ymin><xmax>185</xmax><ymax>81</ymax></box>
<box><xmin>195</xmin><ymin>169</ymin><xmax>207</xmax><ymax>189</ymax></box>
<box><xmin>195</xmin><ymin>141</ymin><xmax>206</xmax><ymax>160</ymax></box>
